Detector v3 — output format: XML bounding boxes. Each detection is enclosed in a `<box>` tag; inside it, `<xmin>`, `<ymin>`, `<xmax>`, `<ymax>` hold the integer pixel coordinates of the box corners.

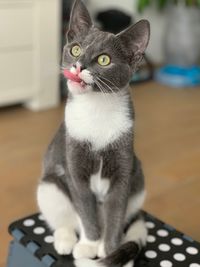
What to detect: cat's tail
<box><xmin>75</xmin><ymin>218</ymin><xmax>147</xmax><ymax>267</ymax></box>
<box><xmin>75</xmin><ymin>242</ymin><xmax>140</xmax><ymax>267</ymax></box>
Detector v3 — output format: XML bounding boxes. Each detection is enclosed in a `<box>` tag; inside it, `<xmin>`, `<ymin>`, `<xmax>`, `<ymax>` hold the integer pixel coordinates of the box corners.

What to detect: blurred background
<box><xmin>1</xmin><ymin>0</ymin><xmax>200</xmax><ymax>266</ymax></box>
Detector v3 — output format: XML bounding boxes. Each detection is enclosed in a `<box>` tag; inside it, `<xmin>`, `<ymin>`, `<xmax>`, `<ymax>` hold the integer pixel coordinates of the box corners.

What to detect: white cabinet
<box><xmin>0</xmin><ymin>0</ymin><xmax>61</xmax><ymax>111</ymax></box>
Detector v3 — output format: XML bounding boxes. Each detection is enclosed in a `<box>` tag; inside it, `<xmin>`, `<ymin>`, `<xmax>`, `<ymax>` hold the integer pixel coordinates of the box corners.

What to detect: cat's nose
<box><xmin>73</xmin><ymin>63</ymin><xmax>86</xmax><ymax>72</ymax></box>
<box><xmin>80</xmin><ymin>65</ymin><xmax>86</xmax><ymax>71</ymax></box>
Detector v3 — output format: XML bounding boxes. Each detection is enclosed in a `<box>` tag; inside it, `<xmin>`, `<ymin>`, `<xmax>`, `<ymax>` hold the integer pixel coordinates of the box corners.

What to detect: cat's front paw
<box><xmin>73</xmin><ymin>240</ymin><xmax>99</xmax><ymax>259</ymax></box>
<box><xmin>54</xmin><ymin>228</ymin><xmax>77</xmax><ymax>255</ymax></box>
<box><xmin>97</xmin><ymin>241</ymin><xmax>106</xmax><ymax>258</ymax></box>
<box><xmin>123</xmin><ymin>260</ymin><xmax>135</xmax><ymax>267</ymax></box>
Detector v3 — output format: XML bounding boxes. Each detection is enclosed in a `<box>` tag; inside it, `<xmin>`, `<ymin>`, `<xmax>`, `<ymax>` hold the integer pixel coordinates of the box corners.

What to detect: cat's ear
<box><xmin>117</xmin><ymin>20</ymin><xmax>150</xmax><ymax>56</ymax></box>
<box><xmin>67</xmin><ymin>0</ymin><xmax>92</xmax><ymax>42</ymax></box>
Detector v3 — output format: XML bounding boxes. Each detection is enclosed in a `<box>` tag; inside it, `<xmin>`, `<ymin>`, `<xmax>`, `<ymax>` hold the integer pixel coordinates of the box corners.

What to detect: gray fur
<box><xmin>40</xmin><ymin>0</ymin><xmax>150</xmax><ymax>259</ymax></box>
<box><xmin>62</xmin><ymin>1</ymin><xmax>150</xmax><ymax>94</ymax></box>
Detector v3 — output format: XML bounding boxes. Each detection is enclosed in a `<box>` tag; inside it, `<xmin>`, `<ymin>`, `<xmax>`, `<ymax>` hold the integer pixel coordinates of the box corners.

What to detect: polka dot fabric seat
<box><xmin>7</xmin><ymin>211</ymin><xmax>200</xmax><ymax>267</ymax></box>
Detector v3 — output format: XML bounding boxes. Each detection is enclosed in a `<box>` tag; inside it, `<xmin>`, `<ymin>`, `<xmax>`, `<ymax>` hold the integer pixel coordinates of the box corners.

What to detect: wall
<box><xmin>135</xmin><ymin>7</ymin><xmax>167</xmax><ymax>64</ymax></box>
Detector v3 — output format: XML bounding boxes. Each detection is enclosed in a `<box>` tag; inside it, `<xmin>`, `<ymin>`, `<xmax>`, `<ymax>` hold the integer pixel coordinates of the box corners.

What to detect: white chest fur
<box><xmin>65</xmin><ymin>91</ymin><xmax>132</xmax><ymax>150</ymax></box>
<box><xmin>90</xmin><ymin>159</ymin><xmax>110</xmax><ymax>202</ymax></box>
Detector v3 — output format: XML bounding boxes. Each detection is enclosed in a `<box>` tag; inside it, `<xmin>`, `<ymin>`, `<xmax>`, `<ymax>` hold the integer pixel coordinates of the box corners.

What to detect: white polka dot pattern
<box><xmin>146</xmin><ymin>221</ymin><xmax>155</xmax><ymax>229</ymax></box>
<box><xmin>33</xmin><ymin>227</ymin><xmax>45</xmax><ymax>235</ymax></box>
<box><xmin>173</xmin><ymin>253</ymin><xmax>186</xmax><ymax>261</ymax></box>
<box><xmin>145</xmin><ymin>250</ymin><xmax>157</xmax><ymax>259</ymax></box>
<box><xmin>157</xmin><ymin>229</ymin><xmax>169</xmax><ymax>237</ymax></box>
<box><xmin>160</xmin><ymin>260</ymin><xmax>173</xmax><ymax>267</ymax></box>
<box><xmin>38</xmin><ymin>214</ymin><xmax>45</xmax><ymax>221</ymax></box>
<box><xmin>186</xmin><ymin>247</ymin><xmax>198</xmax><ymax>255</ymax></box>
<box><xmin>171</xmin><ymin>238</ymin><xmax>183</xmax><ymax>246</ymax></box>
<box><xmin>44</xmin><ymin>235</ymin><xmax>54</xmax><ymax>243</ymax></box>
<box><xmin>10</xmin><ymin>213</ymin><xmax>200</xmax><ymax>267</ymax></box>
<box><xmin>23</xmin><ymin>219</ymin><xmax>35</xmax><ymax>227</ymax></box>
<box><xmin>147</xmin><ymin>235</ymin><xmax>156</xmax><ymax>243</ymax></box>
<box><xmin>158</xmin><ymin>244</ymin><xmax>171</xmax><ymax>252</ymax></box>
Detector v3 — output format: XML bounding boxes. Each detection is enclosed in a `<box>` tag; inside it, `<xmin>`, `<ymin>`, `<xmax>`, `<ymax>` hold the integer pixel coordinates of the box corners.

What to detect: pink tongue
<box><xmin>63</xmin><ymin>69</ymin><xmax>82</xmax><ymax>83</ymax></box>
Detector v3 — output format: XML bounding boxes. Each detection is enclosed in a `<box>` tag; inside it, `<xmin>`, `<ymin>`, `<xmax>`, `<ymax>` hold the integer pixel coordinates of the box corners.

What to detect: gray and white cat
<box><xmin>37</xmin><ymin>1</ymin><xmax>150</xmax><ymax>267</ymax></box>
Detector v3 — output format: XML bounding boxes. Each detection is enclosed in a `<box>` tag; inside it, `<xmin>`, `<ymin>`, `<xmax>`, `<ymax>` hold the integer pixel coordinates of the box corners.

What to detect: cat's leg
<box><xmin>73</xmin><ymin>215</ymin><xmax>100</xmax><ymax>259</ymax></box>
<box><xmin>98</xmin><ymin>189</ymin><xmax>146</xmax><ymax>258</ymax></box>
<box><xmin>97</xmin><ymin>183</ymin><xmax>128</xmax><ymax>258</ymax></box>
<box><xmin>121</xmin><ymin>217</ymin><xmax>147</xmax><ymax>267</ymax></box>
<box><xmin>125</xmin><ymin>190</ymin><xmax>146</xmax><ymax>223</ymax></box>
<box><xmin>37</xmin><ymin>181</ymin><xmax>79</xmax><ymax>255</ymax></box>
<box><xmin>123</xmin><ymin>261</ymin><xmax>135</xmax><ymax>267</ymax></box>
<box><xmin>121</xmin><ymin>190</ymin><xmax>147</xmax><ymax>267</ymax></box>
<box><xmin>72</xmin><ymin>191</ymin><xmax>101</xmax><ymax>259</ymax></box>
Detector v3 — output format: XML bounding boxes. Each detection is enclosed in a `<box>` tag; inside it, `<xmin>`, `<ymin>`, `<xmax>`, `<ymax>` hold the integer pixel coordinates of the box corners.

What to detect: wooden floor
<box><xmin>1</xmin><ymin>81</ymin><xmax>200</xmax><ymax>267</ymax></box>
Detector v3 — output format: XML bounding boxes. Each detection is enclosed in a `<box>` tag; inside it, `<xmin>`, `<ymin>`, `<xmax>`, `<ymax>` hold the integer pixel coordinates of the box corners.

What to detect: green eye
<box><xmin>71</xmin><ymin>45</ymin><xmax>81</xmax><ymax>57</ymax></box>
<box><xmin>97</xmin><ymin>54</ymin><xmax>111</xmax><ymax>66</ymax></box>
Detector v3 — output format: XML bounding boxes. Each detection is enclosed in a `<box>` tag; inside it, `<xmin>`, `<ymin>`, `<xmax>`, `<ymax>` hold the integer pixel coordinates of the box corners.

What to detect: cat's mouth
<box><xmin>63</xmin><ymin>69</ymin><xmax>88</xmax><ymax>88</ymax></box>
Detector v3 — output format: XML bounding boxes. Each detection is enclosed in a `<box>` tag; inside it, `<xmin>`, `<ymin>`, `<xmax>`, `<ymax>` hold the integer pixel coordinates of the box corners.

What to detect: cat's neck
<box><xmin>65</xmin><ymin>89</ymin><xmax>133</xmax><ymax>150</ymax></box>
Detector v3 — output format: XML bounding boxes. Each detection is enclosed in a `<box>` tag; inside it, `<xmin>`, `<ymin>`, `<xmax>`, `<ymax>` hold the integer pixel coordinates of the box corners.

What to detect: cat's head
<box><xmin>62</xmin><ymin>0</ymin><xmax>150</xmax><ymax>95</ymax></box>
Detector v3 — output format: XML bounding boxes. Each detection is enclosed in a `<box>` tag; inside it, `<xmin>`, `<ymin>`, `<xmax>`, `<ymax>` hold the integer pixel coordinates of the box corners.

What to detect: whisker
<box><xmin>94</xmin><ymin>79</ymin><xmax>111</xmax><ymax>104</ymax></box>
<box><xmin>60</xmin><ymin>66</ymin><xmax>68</xmax><ymax>71</ymax></box>
<box><xmin>96</xmin><ymin>78</ymin><xmax>115</xmax><ymax>95</ymax></box>
<box><xmin>95</xmin><ymin>78</ymin><xmax>109</xmax><ymax>94</ymax></box>
<box><xmin>98</xmin><ymin>76</ymin><xmax>119</xmax><ymax>89</ymax></box>
<box><xmin>95</xmin><ymin>78</ymin><xmax>118</xmax><ymax>105</ymax></box>
<box><xmin>96</xmin><ymin>76</ymin><xmax>117</xmax><ymax>95</ymax></box>
<box><xmin>96</xmin><ymin>76</ymin><xmax>121</xmax><ymax>93</ymax></box>
<box><xmin>94</xmin><ymin>79</ymin><xmax>106</xmax><ymax>95</ymax></box>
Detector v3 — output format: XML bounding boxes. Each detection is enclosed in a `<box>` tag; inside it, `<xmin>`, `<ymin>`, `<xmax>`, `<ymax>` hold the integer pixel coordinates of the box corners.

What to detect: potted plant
<box><xmin>137</xmin><ymin>0</ymin><xmax>200</xmax><ymax>87</ymax></box>
<box><xmin>137</xmin><ymin>0</ymin><xmax>200</xmax><ymax>66</ymax></box>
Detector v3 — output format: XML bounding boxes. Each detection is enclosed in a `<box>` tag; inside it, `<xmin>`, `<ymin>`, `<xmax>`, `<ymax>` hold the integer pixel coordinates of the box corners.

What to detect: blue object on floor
<box><xmin>155</xmin><ymin>65</ymin><xmax>200</xmax><ymax>88</ymax></box>
<box><xmin>7</xmin><ymin>240</ymin><xmax>46</xmax><ymax>267</ymax></box>
<box><xmin>6</xmin><ymin>211</ymin><xmax>200</xmax><ymax>267</ymax></box>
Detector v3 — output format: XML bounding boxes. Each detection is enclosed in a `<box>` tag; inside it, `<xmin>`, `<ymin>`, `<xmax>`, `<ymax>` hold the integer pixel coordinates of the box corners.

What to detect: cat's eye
<box><xmin>70</xmin><ymin>45</ymin><xmax>81</xmax><ymax>57</ymax></box>
<box><xmin>97</xmin><ymin>54</ymin><xmax>111</xmax><ymax>66</ymax></box>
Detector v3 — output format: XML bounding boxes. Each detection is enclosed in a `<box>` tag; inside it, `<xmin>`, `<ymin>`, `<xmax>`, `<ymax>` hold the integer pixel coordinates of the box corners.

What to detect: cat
<box><xmin>37</xmin><ymin>1</ymin><xmax>150</xmax><ymax>267</ymax></box>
